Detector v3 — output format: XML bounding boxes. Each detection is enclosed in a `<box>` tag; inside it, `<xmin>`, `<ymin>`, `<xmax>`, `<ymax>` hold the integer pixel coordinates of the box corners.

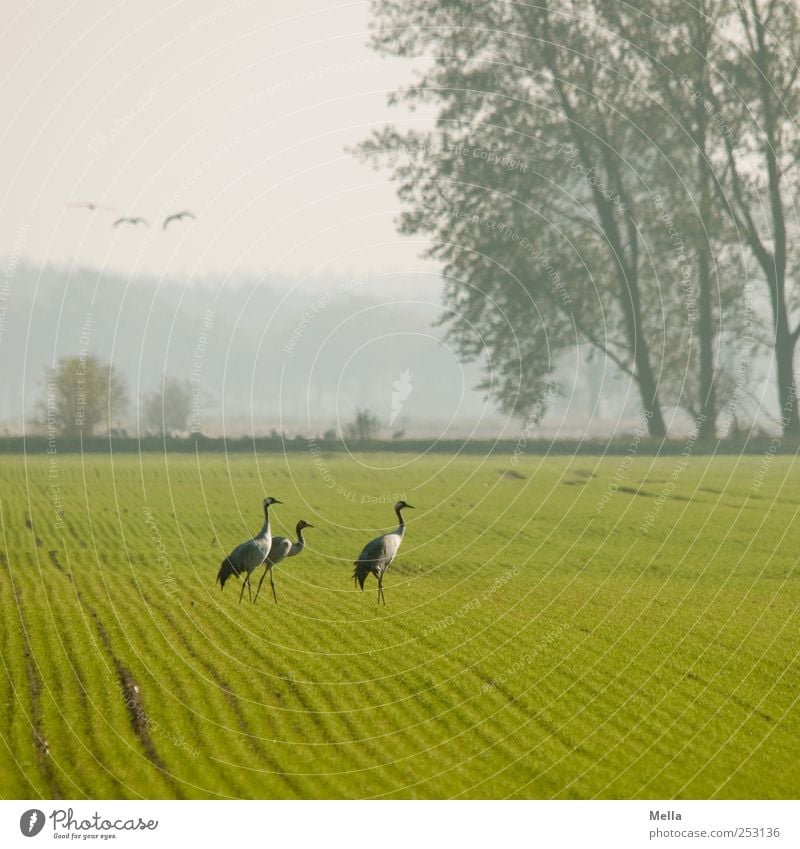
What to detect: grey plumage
<box><xmin>113</xmin><ymin>216</ymin><xmax>149</xmax><ymax>228</ymax></box>
<box><xmin>217</xmin><ymin>497</ymin><xmax>282</xmax><ymax>603</ymax></box>
<box><xmin>254</xmin><ymin>519</ymin><xmax>313</xmax><ymax>604</ymax></box>
<box><xmin>353</xmin><ymin>501</ymin><xmax>414</xmax><ymax>604</ymax></box>
<box><xmin>163</xmin><ymin>210</ymin><xmax>196</xmax><ymax>229</ymax></box>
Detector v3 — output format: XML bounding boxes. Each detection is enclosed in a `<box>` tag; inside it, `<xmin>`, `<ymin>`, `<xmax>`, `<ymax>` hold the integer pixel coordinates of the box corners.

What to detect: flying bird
<box><xmin>113</xmin><ymin>216</ymin><xmax>149</xmax><ymax>228</ymax></box>
<box><xmin>254</xmin><ymin>519</ymin><xmax>314</xmax><ymax>604</ymax></box>
<box><xmin>217</xmin><ymin>497</ymin><xmax>282</xmax><ymax>603</ymax></box>
<box><xmin>67</xmin><ymin>201</ymin><xmax>115</xmax><ymax>212</ymax></box>
<box><xmin>163</xmin><ymin>210</ymin><xmax>196</xmax><ymax>229</ymax></box>
<box><xmin>353</xmin><ymin>500</ymin><xmax>414</xmax><ymax>604</ymax></box>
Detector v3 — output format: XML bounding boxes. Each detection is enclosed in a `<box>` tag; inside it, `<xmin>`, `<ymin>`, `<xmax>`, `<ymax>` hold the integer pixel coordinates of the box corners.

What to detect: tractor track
<box><xmin>54</xmin><ymin>614</ymin><xmax>127</xmax><ymax>798</ymax></box>
<box><xmin>86</xmin><ymin>604</ymin><xmax>185</xmax><ymax>797</ymax></box>
<box><xmin>47</xmin><ymin>549</ymin><xmax>68</xmax><ymax>575</ymax></box>
<box><xmin>15</xmin><ymin>604</ymin><xmax>65</xmax><ymax>798</ymax></box>
<box><xmin>66</xmin><ymin>571</ymin><xmax>186</xmax><ymax>798</ymax></box>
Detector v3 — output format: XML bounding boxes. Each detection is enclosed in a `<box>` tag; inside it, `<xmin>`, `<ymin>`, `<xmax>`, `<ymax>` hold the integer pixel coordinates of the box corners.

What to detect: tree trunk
<box><xmin>772</xmin><ymin>291</ymin><xmax>799</xmax><ymax>436</ymax></box>
<box><xmin>694</xmin><ymin>46</ymin><xmax>717</xmax><ymax>441</ymax></box>
<box><xmin>696</xmin><ymin>248</ymin><xmax>717</xmax><ymax>439</ymax></box>
<box><xmin>612</xmin><ymin>251</ymin><xmax>667</xmax><ymax>438</ymax></box>
<box><xmin>632</xmin><ymin>330</ymin><xmax>667</xmax><ymax>438</ymax></box>
<box><xmin>612</xmin><ymin>259</ymin><xmax>667</xmax><ymax>438</ymax></box>
<box><xmin>751</xmin><ymin>6</ymin><xmax>798</xmax><ymax>436</ymax></box>
<box><xmin>588</xmin><ymin>181</ymin><xmax>667</xmax><ymax>438</ymax></box>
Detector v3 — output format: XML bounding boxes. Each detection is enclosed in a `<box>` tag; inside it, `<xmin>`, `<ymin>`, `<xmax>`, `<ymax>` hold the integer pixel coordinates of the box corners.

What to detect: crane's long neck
<box><xmin>395</xmin><ymin>506</ymin><xmax>406</xmax><ymax>535</ymax></box>
<box><xmin>257</xmin><ymin>504</ymin><xmax>271</xmax><ymax>538</ymax></box>
<box><xmin>295</xmin><ymin>523</ymin><xmax>306</xmax><ymax>549</ymax></box>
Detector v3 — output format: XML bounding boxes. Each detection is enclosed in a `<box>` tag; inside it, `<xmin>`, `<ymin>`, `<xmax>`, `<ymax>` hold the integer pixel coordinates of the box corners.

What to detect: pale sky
<box><xmin>0</xmin><ymin>0</ymin><xmax>437</xmax><ymax>286</ymax></box>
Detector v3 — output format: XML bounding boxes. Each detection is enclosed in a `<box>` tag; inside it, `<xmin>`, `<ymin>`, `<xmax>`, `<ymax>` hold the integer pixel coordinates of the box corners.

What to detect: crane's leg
<box><xmin>254</xmin><ymin>565</ymin><xmax>268</xmax><ymax>603</ymax></box>
<box><xmin>269</xmin><ymin>569</ymin><xmax>278</xmax><ymax>605</ymax></box>
<box><xmin>238</xmin><ymin>575</ymin><xmax>247</xmax><ymax>604</ymax></box>
<box><xmin>377</xmin><ymin>574</ymin><xmax>385</xmax><ymax>605</ymax></box>
<box><xmin>246</xmin><ymin>574</ymin><xmax>253</xmax><ymax>603</ymax></box>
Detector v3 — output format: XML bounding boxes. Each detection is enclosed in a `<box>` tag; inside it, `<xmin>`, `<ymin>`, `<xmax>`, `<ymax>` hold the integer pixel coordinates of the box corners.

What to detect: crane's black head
<box><xmin>297</xmin><ymin>519</ymin><xmax>314</xmax><ymax>530</ymax></box>
<box><xmin>394</xmin><ymin>500</ymin><xmax>414</xmax><ymax>511</ymax></box>
<box><xmin>263</xmin><ymin>496</ymin><xmax>282</xmax><ymax>507</ymax></box>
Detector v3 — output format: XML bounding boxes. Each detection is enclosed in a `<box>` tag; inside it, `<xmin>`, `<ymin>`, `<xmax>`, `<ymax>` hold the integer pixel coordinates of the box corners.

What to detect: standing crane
<box><xmin>254</xmin><ymin>519</ymin><xmax>314</xmax><ymax>604</ymax></box>
<box><xmin>216</xmin><ymin>497</ymin><xmax>282</xmax><ymax>603</ymax></box>
<box><xmin>353</xmin><ymin>501</ymin><xmax>414</xmax><ymax>604</ymax></box>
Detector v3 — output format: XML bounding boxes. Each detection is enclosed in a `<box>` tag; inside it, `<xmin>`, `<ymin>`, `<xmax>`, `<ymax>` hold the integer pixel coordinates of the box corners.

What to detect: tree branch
<box><xmin>576</xmin><ymin>325</ymin><xmax>636</xmax><ymax>378</ymax></box>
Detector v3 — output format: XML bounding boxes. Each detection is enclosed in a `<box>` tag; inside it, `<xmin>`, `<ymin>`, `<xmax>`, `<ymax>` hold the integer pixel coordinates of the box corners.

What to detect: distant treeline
<box><xmin>1</xmin><ymin>435</ymin><xmax>798</xmax><ymax>457</ymax></box>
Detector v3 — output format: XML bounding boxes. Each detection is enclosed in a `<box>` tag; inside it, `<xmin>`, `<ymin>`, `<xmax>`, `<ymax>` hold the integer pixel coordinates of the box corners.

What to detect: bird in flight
<box><xmin>113</xmin><ymin>217</ymin><xmax>149</xmax><ymax>228</ymax></box>
<box><xmin>67</xmin><ymin>202</ymin><xmax>115</xmax><ymax>212</ymax></box>
<box><xmin>163</xmin><ymin>210</ymin><xmax>196</xmax><ymax>230</ymax></box>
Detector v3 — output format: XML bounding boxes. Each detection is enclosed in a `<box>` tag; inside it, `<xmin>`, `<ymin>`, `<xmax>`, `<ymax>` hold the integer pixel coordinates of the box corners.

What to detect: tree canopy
<box><xmin>42</xmin><ymin>355</ymin><xmax>128</xmax><ymax>437</ymax></box>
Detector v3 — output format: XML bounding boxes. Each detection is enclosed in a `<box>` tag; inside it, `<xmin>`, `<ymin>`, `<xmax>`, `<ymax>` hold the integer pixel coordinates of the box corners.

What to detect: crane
<box><xmin>353</xmin><ymin>500</ymin><xmax>414</xmax><ymax>604</ymax></box>
<box><xmin>254</xmin><ymin>519</ymin><xmax>314</xmax><ymax>604</ymax></box>
<box><xmin>113</xmin><ymin>216</ymin><xmax>149</xmax><ymax>228</ymax></box>
<box><xmin>216</xmin><ymin>497</ymin><xmax>282</xmax><ymax>603</ymax></box>
<box><xmin>163</xmin><ymin>210</ymin><xmax>196</xmax><ymax>229</ymax></box>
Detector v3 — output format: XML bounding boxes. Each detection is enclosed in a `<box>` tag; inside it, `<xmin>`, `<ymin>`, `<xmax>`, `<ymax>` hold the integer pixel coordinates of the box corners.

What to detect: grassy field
<box><xmin>0</xmin><ymin>449</ymin><xmax>797</xmax><ymax>799</ymax></box>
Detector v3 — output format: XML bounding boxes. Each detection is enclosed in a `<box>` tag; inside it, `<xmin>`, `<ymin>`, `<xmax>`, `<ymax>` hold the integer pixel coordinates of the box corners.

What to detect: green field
<box><xmin>0</xmin><ymin>449</ymin><xmax>797</xmax><ymax>799</ymax></box>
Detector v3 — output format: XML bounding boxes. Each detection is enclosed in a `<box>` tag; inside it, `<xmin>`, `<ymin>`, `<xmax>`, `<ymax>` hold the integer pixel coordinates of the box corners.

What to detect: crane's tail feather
<box><xmin>217</xmin><ymin>557</ymin><xmax>241</xmax><ymax>590</ymax></box>
<box><xmin>352</xmin><ymin>560</ymin><xmax>376</xmax><ymax>592</ymax></box>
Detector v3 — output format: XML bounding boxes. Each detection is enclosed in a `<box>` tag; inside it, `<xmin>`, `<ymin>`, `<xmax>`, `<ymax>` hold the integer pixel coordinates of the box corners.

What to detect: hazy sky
<box><xmin>1</xmin><ymin>0</ymin><xmax>438</xmax><ymax>286</ymax></box>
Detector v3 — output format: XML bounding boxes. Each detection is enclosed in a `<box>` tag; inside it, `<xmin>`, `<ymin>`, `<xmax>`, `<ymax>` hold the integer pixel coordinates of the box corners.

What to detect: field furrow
<box><xmin>0</xmin><ymin>452</ymin><xmax>797</xmax><ymax>798</ymax></box>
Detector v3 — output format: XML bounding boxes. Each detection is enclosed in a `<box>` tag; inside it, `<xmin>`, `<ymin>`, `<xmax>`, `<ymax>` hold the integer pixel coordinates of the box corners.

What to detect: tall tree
<box><xmin>41</xmin><ymin>355</ymin><xmax>128</xmax><ymax>437</ymax></box>
<box><xmin>596</xmin><ymin>0</ymin><xmax>796</xmax><ymax>438</ymax></box>
<box><xmin>357</xmin><ymin>0</ymin><xmax>714</xmax><ymax>436</ymax></box>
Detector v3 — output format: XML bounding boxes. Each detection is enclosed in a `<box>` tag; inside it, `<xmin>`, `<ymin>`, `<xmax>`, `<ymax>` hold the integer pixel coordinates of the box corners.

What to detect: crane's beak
<box><xmin>272</xmin><ymin>499</ymin><xmax>283</xmax><ymax>505</ymax></box>
<box><xmin>306</xmin><ymin>523</ymin><xmax>315</xmax><ymax>528</ymax></box>
<box><xmin>405</xmin><ymin>504</ymin><xmax>415</xmax><ymax>509</ymax></box>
